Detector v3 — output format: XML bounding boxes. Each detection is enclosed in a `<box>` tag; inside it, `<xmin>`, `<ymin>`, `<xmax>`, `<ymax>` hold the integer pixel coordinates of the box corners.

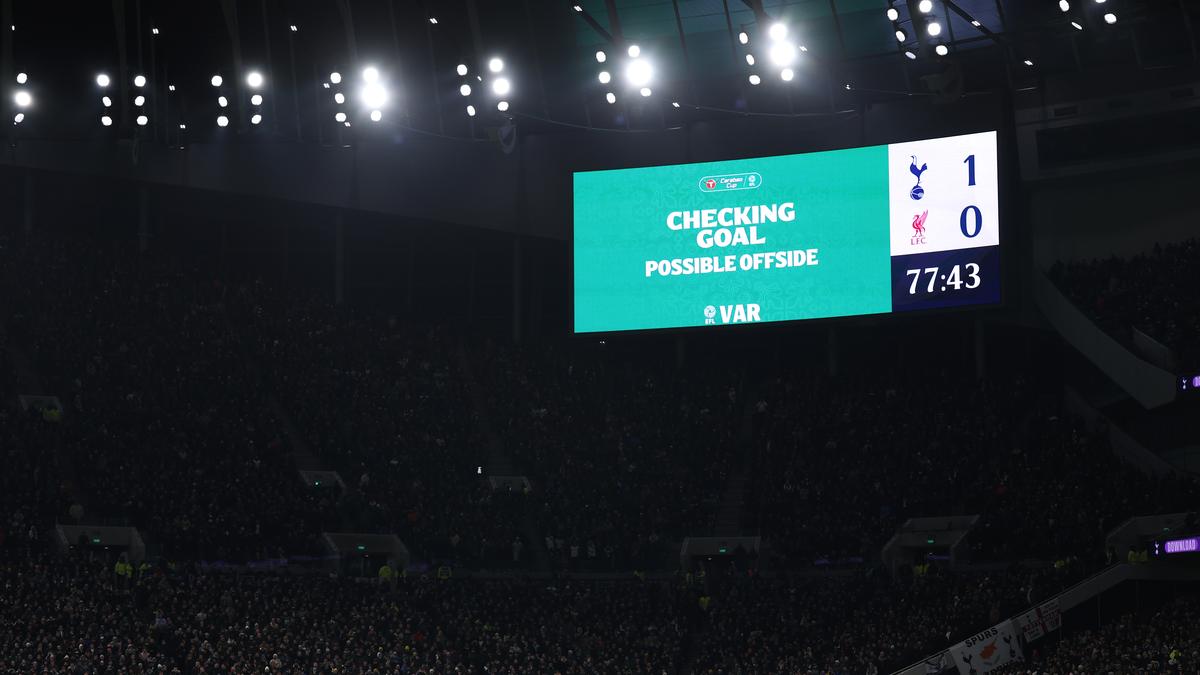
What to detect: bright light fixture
<box><xmin>251</xmin><ymin>114</ymin><xmax>262</xmax><ymax>125</ymax></box>
<box><xmin>250</xmin><ymin>94</ymin><xmax>263</xmax><ymax>106</ymax></box>
<box><xmin>1104</xmin><ymin>12</ymin><xmax>1116</xmax><ymax>23</ymax></box>
<box><xmin>497</xmin><ymin>100</ymin><xmax>509</xmax><ymax>111</ymax></box>
<box><xmin>136</xmin><ymin>115</ymin><xmax>148</xmax><ymax>126</ymax></box>
<box><xmin>362</xmin><ymin>67</ymin><xmax>379</xmax><ymax>83</ymax></box>
<box><xmin>927</xmin><ymin>21</ymin><xmax>942</xmax><ymax>36</ymax></box>
<box><xmin>935</xmin><ymin>44</ymin><xmax>949</xmax><ymax>55</ymax></box>
<box><xmin>781</xmin><ymin>68</ymin><xmax>794</xmax><ymax>81</ymax></box>
<box><xmin>370</xmin><ymin>109</ymin><xmax>382</xmax><ymax>121</ymax></box>
<box><xmin>466</xmin><ymin>105</ymin><xmax>476</xmax><ymax>116</ymax></box>
<box><xmin>247</xmin><ymin>71</ymin><xmax>263</xmax><ymax>88</ymax></box>
<box><xmin>748</xmin><ymin>74</ymin><xmax>761</xmax><ymax>85</ymax></box>
<box><xmin>217</xmin><ymin>115</ymin><xmax>229</xmax><ymax>127</ymax></box>
<box><xmin>460</xmin><ymin>84</ymin><xmax>472</xmax><ymax>96</ymax></box>
<box><xmin>134</xmin><ymin>74</ymin><xmax>146</xmax><ymax>87</ymax></box>
<box><xmin>102</xmin><ymin>96</ymin><xmax>112</xmax><ymax>107</ymax></box>
<box><xmin>768</xmin><ymin>22</ymin><xmax>787</xmax><ymax>41</ymax></box>
<box><xmin>334</xmin><ymin>92</ymin><xmax>345</xmax><ymax>104</ymax></box>
<box><xmin>905</xmin><ymin>50</ymin><xmax>917</xmax><ymax>60</ymax></box>
<box><xmin>895</xmin><ymin>29</ymin><xmax>907</xmax><ymax>42</ymax></box>
<box><xmin>361</xmin><ymin>82</ymin><xmax>387</xmax><ymax>109</ymax></box>
<box><xmin>334</xmin><ymin>111</ymin><xmax>347</xmax><ymax>122</ymax></box>
<box><xmin>15</xmin><ymin>72</ymin><xmax>26</xmax><ymax>84</ymax></box>
<box><xmin>97</xmin><ymin>74</ymin><xmax>110</xmax><ymax>87</ymax></box>
<box><xmin>14</xmin><ymin>91</ymin><xmax>31</xmax><ymax>107</ymax></box>
<box><xmin>605</xmin><ymin>92</ymin><xmax>616</xmax><ymax>104</ymax></box>
<box><xmin>769</xmin><ymin>40</ymin><xmax>798</xmax><ymax>66</ymax></box>
<box><xmin>492</xmin><ymin>77</ymin><xmax>511</xmax><ymax>96</ymax></box>
<box><xmin>887</xmin><ymin>7</ymin><xmax>899</xmax><ymax>21</ymax></box>
<box><xmin>218</xmin><ymin>96</ymin><xmax>228</xmax><ymax>107</ymax></box>
<box><xmin>488</xmin><ymin>57</ymin><xmax>504</xmax><ymax>73</ymax></box>
<box><xmin>626</xmin><ymin>59</ymin><xmax>652</xmax><ymax>87</ymax></box>
<box><xmin>627</xmin><ymin>44</ymin><xmax>640</xmax><ymax>58</ymax></box>
<box><xmin>211</xmin><ymin>75</ymin><xmax>223</xmax><ymax>87</ymax></box>
<box><xmin>746</xmin><ymin>54</ymin><xmax>755</xmax><ymax>66</ymax></box>
<box><xmin>457</xmin><ymin>64</ymin><xmax>468</xmax><ymax>76</ymax></box>
<box><xmin>329</xmin><ymin>72</ymin><xmax>342</xmax><ymax>84</ymax></box>
<box><xmin>738</xmin><ymin>32</ymin><xmax>749</xmax><ymax>45</ymax></box>
<box><xmin>596</xmin><ymin>51</ymin><xmax>606</xmax><ymax>63</ymax></box>
<box><xmin>101</xmin><ymin>115</ymin><xmax>112</xmax><ymax>126</ymax></box>
<box><xmin>598</xmin><ymin>71</ymin><xmax>611</xmax><ymax>84</ymax></box>
<box><xmin>639</xmin><ymin>87</ymin><xmax>651</xmax><ymax>97</ymax></box>
<box><xmin>918</xmin><ymin>0</ymin><xmax>933</xmax><ymax>12</ymax></box>
<box><xmin>134</xmin><ymin>95</ymin><xmax>145</xmax><ymax>106</ymax></box>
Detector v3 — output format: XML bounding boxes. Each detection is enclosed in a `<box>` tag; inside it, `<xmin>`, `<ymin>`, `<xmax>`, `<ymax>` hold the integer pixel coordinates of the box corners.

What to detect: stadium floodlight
<box><xmin>927</xmin><ymin>21</ymin><xmax>942</xmax><ymax>36</ymax></box>
<box><xmin>370</xmin><ymin>109</ymin><xmax>382</xmax><ymax>122</ymax></box>
<box><xmin>168</xmin><ymin>84</ymin><xmax>176</xmax><ymax>91</ymax></box>
<box><xmin>672</xmin><ymin>101</ymin><xmax>680</xmax><ymax>108</ymax></box>
<box><xmin>460</xmin><ymin>84</ymin><xmax>472</xmax><ymax>97</ymax></box>
<box><xmin>289</xmin><ymin>25</ymin><xmax>297</xmax><ymax>32</ymax></box>
<box><xmin>748</xmin><ymin>74</ymin><xmax>761</xmax><ymax>85</ymax></box>
<box><xmin>334</xmin><ymin>92</ymin><xmax>345</xmax><ymax>104</ymax></box>
<box><xmin>746</xmin><ymin>54</ymin><xmax>755</xmax><ymax>66</ymax></box>
<box><xmin>1059</xmin><ymin>0</ymin><xmax>1070</xmax><ymax>11</ymax></box>
<box><xmin>250</xmin><ymin>94</ymin><xmax>263</xmax><ymax>106</ymax></box>
<box><xmin>768</xmin><ymin>22</ymin><xmax>787</xmax><ymax>41</ymax></box>
<box><xmin>596</xmin><ymin>51</ymin><xmax>606</xmax><ymax>63</ymax></box>
<box><xmin>101</xmin><ymin>115</ymin><xmax>112</xmax><ymax>126</ymax></box>
<box><xmin>488</xmin><ymin>57</ymin><xmax>504</xmax><ymax>73</ymax></box>
<box><xmin>134</xmin><ymin>74</ymin><xmax>146</xmax><ymax>87</ymax></box>
<box><xmin>935</xmin><ymin>44</ymin><xmax>949</xmax><ymax>55</ymax></box>
<box><xmin>344</xmin><ymin>121</ymin><xmax>351</xmax><ymax>127</ymax></box>
<box><xmin>605</xmin><ymin>92</ymin><xmax>616</xmax><ymax>104</ymax></box>
<box><xmin>246</xmin><ymin>71</ymin><xmax>264</xmax><ymax>88</ymax></box>
<box><xmin>251</xmin><ymin>114</ymin><xmax>262</xmax><ymax>125</ymax></box>
<box><xmin>151</xmin><ymin>27</ymin><xmax>159</xmax><ymax>35</ymax></box>
<box><xmin>329</xmin><ymin>72</ymin><xmax>342</xmax><ymax>84</ymax></box>
<box><xmin>1104</xmin><ymin>13</ymin><xmax>1116</xmax><ymax>23</ymax></box>
<box><xmin>466</xmin><ymin>104</ymin><xmax>476</xmax><ymax>116</ymax></box>
<box><xmin>361</xmin><ymin>82</ymin><xmax>387</xmax><ymax>109</ymax></box>
<box><xmin>598</xmin><ymin>71</ymin><xmax>611</xmax><ymax>84</ymax></box>
<box><xmin>895</xmin><ymin>29</ymin><xmax>907</xmax><ymax>42</ymax></box>
<box><xmin>918</xmin><ymin>0</ymin><xmax>933</xmax><ymax>12</ymax></box>
<box><xmin>457</xmin><ymin>64</ymin><xmax>468</xmax><ymax>76</ymax></box>
<box><xmin>16</xmin><ymin>72</ymin><xmax>27</xmax><ymax>84</ymax></box>
<box><xmin>211</xmin><ymin>75</ymin><xmax>223</xmax><ymax>87</ymax></box>
<box><xmin>769</xmin><ymin>40</ymin><xmax>798</xmax><ymax>66</ymax></box>
<box><xmin>497</xmin><ymin>100</ymin><xmax>509</xmax><ymax>111</ymax></box>
<box><xmin>886</xmin><ymin>7</ymin><xmax>899</xmax><ymax>21</ymax></box>
<box><xmin>780</xmin><ymin>67</ymin><xmax>795</xmax><ymax>81</ymax></box>
<box><xmin>218</xmin><ymin>96</ymin><xmax>228</xmax><ymax>107</ymax></box>
<box><xmin>428</xmin><ymin>17</ymin><xmax>438</xmax><ymax>24</ymax></box>
<box><xmin>626</xmin><ymin>58</ymin><xmax>652</xmax><ymax>87</ymax></box>
<box><xmin>14</xmin><ymin>112</ymin><xmax>24</xmax><ymax>123</ymax></box>
<box><xmin>1094</xmin><ymin>0</ymin><xmax>1105</xmax><ymax>3</ymax></box>
<box><xmin>971</xmin><ymin>20</ymin><xmax>981</xmax><ymax>26</ymax></box>
<box><xmin>573</xmin><ymin>4</ymin><xmax>582</xmax><ymax>11</ymax></box>
<box><xmin>905</xmin><ymin>50</ymin><xmax>917</xmax><ymax>60</ymax></box>
<box><xmin>179</xmin><ymin>123</ymin><xmax>186</xmax><ymax>129</ymax></box>
<box><xmin>627</xmin><ymin>44</ymin><xmax>640</xmax><ymax>58</ymax></box>
<box><xmin>639</xmin><ymin>87</ymin><xmax>651</xmax><ymax>97</ymax></box>
<box><xmin>134</xmin><ymin>95</ymin><xmax>145</xmax><ymax>106</ymax></box>
<box><xmin>217</xmin><ymin>115</ymin><xmax>229</xmax><ymax>127</ymax></box>
<box><xmin>14</xmin><ymin>90</ymin><xmax>31</xmax><ymax>107</ymax></box>
<box><xmin>1023</xmin><ymin>59</ymin><xmax>1034</xmax><ymax>66</ymax></box>
<box><xmin>96</xmin><ymin>73</ymin><xmax>110</xmax><ymax>87</ymax></box>
<box><xmin>738</xmin><ymin>31</ymin><xmax>749</xmax><ymax>45</ymax></box>
<box><xmin>1071</xmin><ymin>21</ymin><xmax>1083</xmax><ymax>30</ymax></box>
<box><xmin>492</xmin><ymin>77</ymin><xmax>511</xmax><ymax>96</ymax></box>
<box><xmin>136</xmin><ymin>115</ymin><xmax>148</xmax><ymax>126</ymax></box>
<box><xmin>334</xmin><ymin>111</ymin><xmax>347</xmax><ymax>122</ymax></box>
<box><xmin>362</xmin><ymin>66</ymin><xmax>379</xmax><ymax>83</ymax></box>
<box><xmin>102</xmin><ymin>96</ymin><xmax>112</xmax><ymax>107</ymax></box>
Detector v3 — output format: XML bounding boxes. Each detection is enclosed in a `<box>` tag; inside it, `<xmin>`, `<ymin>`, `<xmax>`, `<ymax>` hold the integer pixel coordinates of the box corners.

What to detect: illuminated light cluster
<box><xmin>457</xmin><ymin>56</ymin><xmax>511</xmax><ymax>115</ymax></box>
<box><xmin>740</xmin><ymin>20</ymin><xmax>802</xmax><ymax>85</ymax></box>
<box><xmin>213</xmin><ymin>73</ymin><xmax>229</xmax><ymax>128</ymax></box>
<box><xmin>329</xmin><ymin>70</ymin><xmax>348</xmax><ymax>125</ymax></box>
<box><xmin>13</xmin><ymin>72</ymin><xmax>32</xmax><ymax>125</ymax></box>
<box><xmin>96</xmin><ymin>72</ymin><xmax>113</xmax><ymax>127</ymax></box>
<box><xmin>888</xmin><ymin>0</ymin><xmax>948</xmax><ymax>58</ymax></box>
<box><xmin>247</xmin><ymin>70</ymin><xmax>265</xmax><ymax>126</ymax></box>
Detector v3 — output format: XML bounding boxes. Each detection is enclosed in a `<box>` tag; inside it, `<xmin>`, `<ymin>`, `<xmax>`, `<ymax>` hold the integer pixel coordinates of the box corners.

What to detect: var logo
<box><xmin>705</xmin><ymin>304</ymin><xmax>761</xmax><ymax>324</ymax></box>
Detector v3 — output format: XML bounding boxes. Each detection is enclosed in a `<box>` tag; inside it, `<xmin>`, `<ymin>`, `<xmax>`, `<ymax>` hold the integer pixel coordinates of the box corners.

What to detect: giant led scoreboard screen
<box><xmin>572</xmin><ymin>130</ymin><xmax>1000</xmax><ymax>333</ymax></box>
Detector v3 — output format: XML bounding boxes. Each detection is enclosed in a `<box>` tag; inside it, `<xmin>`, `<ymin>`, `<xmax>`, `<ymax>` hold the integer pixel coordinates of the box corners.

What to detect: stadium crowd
<box><xmin>1050</xmin><ymin>238</ymin><xmax>1200</xmax><ymax>368</ymax></box>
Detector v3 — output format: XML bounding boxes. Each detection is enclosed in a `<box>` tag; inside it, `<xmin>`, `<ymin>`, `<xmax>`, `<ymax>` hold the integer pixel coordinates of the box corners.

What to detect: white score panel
<box><xmin>886</xmin><ymin>131</ymin><xmax>999</xmax><ymax>256</ymax></box>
